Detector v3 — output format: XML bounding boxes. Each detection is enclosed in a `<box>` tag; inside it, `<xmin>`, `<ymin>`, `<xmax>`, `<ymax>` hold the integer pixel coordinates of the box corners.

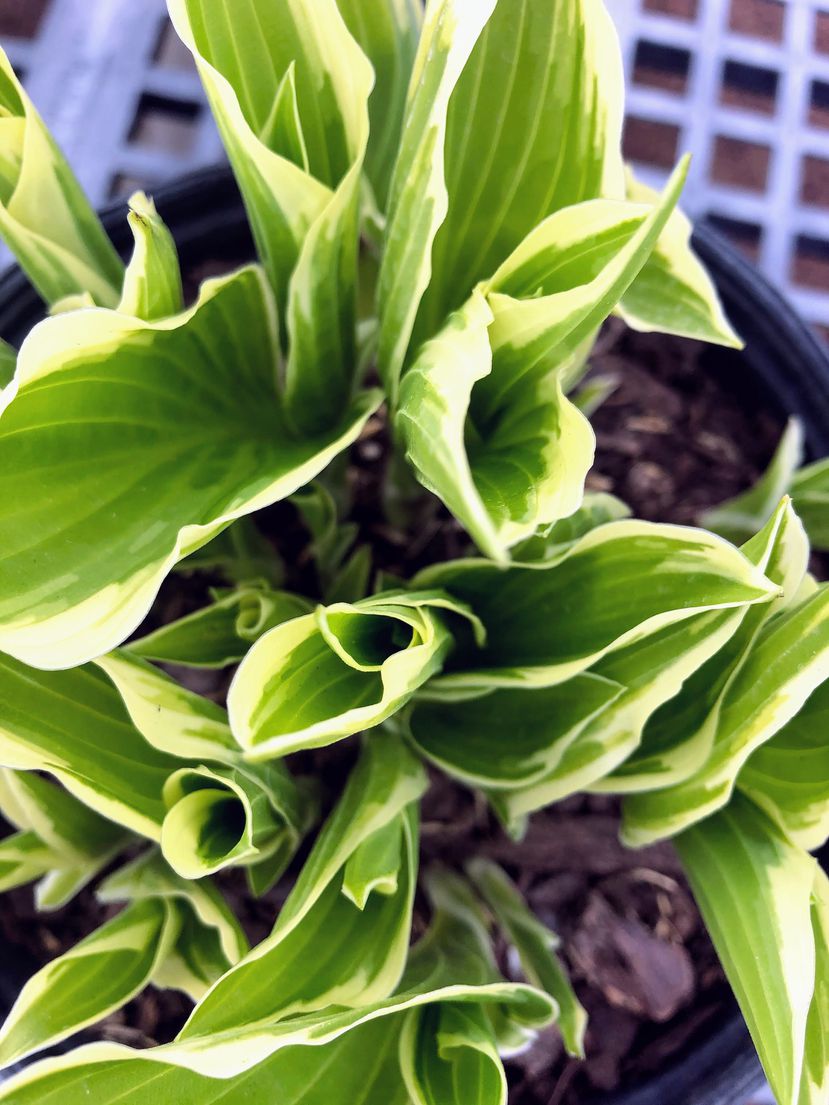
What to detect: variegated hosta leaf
<box><xmin>160</xmin><ymin>760</ymin><xmax>315</xmax><ymax>891</ymax></box>
<box><xmin>98</xmin><ymin>851</ymin><xmax>248</xmax><ymax>1000</ymax></box>
<box><xmin>702</xmin><ymin>420</ymin><xmax>805</xmax><ymax>545</ymax></box>
<box><xmin>229</xmin><ymin>591</ymin><xmax>481</xmax><ymax>759</ymax></box>
<box><xmin>509</xmin><ymin>492</ymin><xmax>630</xmax><ymax>563</ymax></box>
<box><xmin>397</xmin><ymin>167</ymin><xmax>688</xmax><ymax>560</ymax></box>
<box><xmin>0</xmin><ymin>769</ymin><xmax>128</xmax><ymax>909</ymax></box>
<box><xmin>737</xmin><ymin>680</ymin><xmax>829</xmax><ymax>852</ymax></box>
<box><xmin>490</xmin><ymin>607</ymin><xmax>748</xmax><ymax>828</ymax></box>
<box><xmin>409</xmin><ymin>674</ymin><xmax>623</xmax><ymax>790</ymax></box>
<box><xmin>117</xmin><ymin>192</ymin><xmax>183</xmax><ymax>321</ymax></box>
<box><xmin>0</xmin><ymin>265</ymin><xmax>380</xmax><ymax>670</ymax></box>
<box><xmin>608</xmin><ymin>497</ymin><xmax>808</xmax><ymax>795</ymax></box>
<box><xmin>335</xmin><ymin>0</ymin><xmax>421</xmax><ymax>211</ymax></box>
<box><xmin>376</xmin><ymin>0</ymin><xmax>496</xmax><ymax>400</ymax></box>
<box><xmin>0</xmin><ymin>870</ymin><xmax>553</xmax><ymax>1100</ymax></box>
<box><xmin>468</xmin><ymin>859</ymin><xmax>587</xmax><ymax>1058</ymax></box>
<box><xmin>167</xmin><ymin>0</ymin><xmax>372</xmax><ymax>432</ymax></box>
<box><xmin>0</xmin><ymin>897</ymin><xmax>179</xmax><ymax>1069</ymax></box>
<box><xmin>624</xmin><ymin>582</ymin><xmax>829</xmax><ymax>844</ymax></box>
<box><xmin>616</xmin><ymin>170</ymin><xmax>740</xmax><ymax>347</ymax></box>
<box><xmin>792</xmin><ymin>455</ymin><xmax>829</xmax><ymax>551</ymax></box>
<box><xmin>0</xmin><ymin>49</ymin><xmax>123</xmax><ymax>307</ymax></box>
<box><xmin>400</xmin><ymin>1003</ymin><xmax>506</xmax><ymax>1105</ymax></box>
<box><xmin>176</xmin><ymin>735</ymin><xmax>426</xmax><ymax>1039</ymax></box>
<box><xmin>93</xmin><ymin>651</ymin><xmax>237</xmax><ymax>763</ymax></box>
<box><xmin>0</xmin><ymin>655</ymin><xmax>181</xmax><ymax>839</ymax></box>
<box><xmin>413</xmin><ymin>0</ymin><xmax>626</xmax><ymax>343</ymax></box>
<box><xmin>415</xmin><ymin>519</ymin><xmax>777</xmax><ymax>693</ymax></box>
<box><xmin>128</xmin><ymin>585</ymin><xmax>311</xmax><ymax>669</ymax></box>
<box><xmin>676</xmin><ymin>794</ymin><xmax>829</xmax><ymax>1105</ymax></box>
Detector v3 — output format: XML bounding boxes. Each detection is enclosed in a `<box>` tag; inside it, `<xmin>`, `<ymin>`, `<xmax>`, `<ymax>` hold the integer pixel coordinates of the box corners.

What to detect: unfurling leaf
<box><xmin>0</xmin><ymin>49</ymin><xmax>123</xmax><ymax>306</ymax></box>
<box><xmin>118</xmin><ymin>192</ymin><xmax>183</xmax><ymax>321</ymax></box>
<box><xmin>229</xmin><ymin>591</ymin><xmax>481</xmax><ymax>759</ymax></box>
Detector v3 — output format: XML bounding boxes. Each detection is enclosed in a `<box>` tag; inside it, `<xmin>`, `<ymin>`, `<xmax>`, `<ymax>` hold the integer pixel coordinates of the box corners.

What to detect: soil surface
<box><xmin>0</xmin><ymin>319</ymin><xmax>787</xmax><ymax>1102</ymax></box>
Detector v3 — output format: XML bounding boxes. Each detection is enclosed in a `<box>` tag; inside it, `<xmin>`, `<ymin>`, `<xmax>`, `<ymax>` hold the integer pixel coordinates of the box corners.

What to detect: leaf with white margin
<box><xmin>98</xmin><ymin>850</ymin><xmax>248</xmax><ymax>1001</ymax></box>
<box><xmin>0</xmin><ymin>832</ymin><xmax>56</xmax><ymax>895</ymax></box>
<box><xmin>94</xmin><ymin>651</ymin><xmax>238</xmax><ymax>762</ymax></box>
<box><xmin>413</xmin><ymin>0</ymin><xmax>625</xmax><ymax>345</ymax></box>
<box><xmin>676</xmin><ymin>793</ymin><xmax>829</xmax><ymax>1105</ymax></box>
<box><xmin>230</xmin><ymin>590</ymin><xmax>481</xmax><ymax>759</ymax></box>
<box><xmin>398</xmin><ymin>167</ymin><xmax>689</xmax><ymax>560</ymax></box>
<box><xmin>400</xmin><ymin>1002</ymin><xmax>506</xmax><ymax>1105</ymax></box>
<box><xmin>0</xmin><ymin>265</ymin><xmax>381</xmax><ymax>670</ymax></box>
<box><xmin>128</xmin><ymin>586</ymin><xmax>311</xmax><ymax>668</ymax></box>
<box><xmin>492</xmin><ymin>606</ymin><xmax>747</xmax><ymax>826</ymax></box>
<box><xmin>468</xmin><ymin>858</ymin><xmax>586</xmax><ymax>1058</ymax></box>
<box><xmin>341</xmin><ymin>817</ymin><xmax>403</xmax><ymax>910</ymax></box>
<box><xmin>738</xmin><ymin>680</ymin><xmax>829</xmax><ymax>852</ymax></box>
<box><xmin>0</xmin><ymin>898</ymin><xmax>178</xmax><ymax>1070</ymax></box>
<box><xmin>0</xmin><ymin>49</ymin><xmax>123</xmax><ymax>307</ymax></box>
<box><xmin>118</xmin><ymin>192</ymin><xmax>183</xmax><ymax>321</ymax></box>
<box><xmin>616</xmin><ymin>169</ymin><xmax>741</xmax><ymax>347</ymax></box>
<box><xmin>376</xmin><ymin>0</ymin><xmax>497</xmax><ymax>400</ymax></box>
<box><xmin>335</xmin><ymin>0</ymin><xmax>422</xmax><ymax>211</ymax></box>
<box><xmin>0</xmin><ymin>769</ymin><xmax>128</xmax><ymax>909</ymax></box>
<box><xmin>408</xmin><ymin>674</ymin><xmax>623</xmax><ymax>790</ymax></box>
<box><xmin>609</xmin><ymin>496</ymin><xmax>809</xmax><ymax>794</ymax></box>
<box><xmin>0</xmin><ymin>655</ymin><xmax>180</xmax><ymax>839</ymax></box>
<box><xmin>167</xmin><ymin>0</ymin><xmax>372</xmax><ymax>432</ymax></box>
<box><xmin>509</xmin><ymin>492</ymin><xmax>630</xmax><ymax>564</ymax></box>
<box><xmin>702</xmin><ymin>419</ymin><xmax>804</xmax><ymax>546</ymax></box>
<box><xmin>416</xmin><ymin>519</ymin><xmax>777</xmax><ymax>693</ymax></box>
<box><xmin>160</xmin><ymin>760</ymin><xmax>315</xmax><ymax>889</ymax></box>
<box><xmin>792</xmin><ymin>455</ymin><xmax>829</xmax><ymax>552</ymax></box>
<box><xmin>177</xmin><ymin>734</ymin><xmax>426</xmax><ymax>1037</ymax></box>
<box><xmin>624</xmin><ymin>582</ymin><xmax>829</xmax><ymax>844</ymax></box>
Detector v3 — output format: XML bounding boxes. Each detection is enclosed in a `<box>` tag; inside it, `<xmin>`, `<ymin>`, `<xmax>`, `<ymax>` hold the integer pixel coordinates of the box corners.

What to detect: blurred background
<box><xmin>0</xmin><ymin>1</ymin><xmax>812</xmax><ymax>1101</ymax></box>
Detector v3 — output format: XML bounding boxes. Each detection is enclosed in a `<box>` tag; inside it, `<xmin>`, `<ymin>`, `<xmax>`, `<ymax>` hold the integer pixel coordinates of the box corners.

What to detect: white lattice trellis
<box><xmin>614</xmin><ymin>0</ymin><xmax>829</xmax><ymax>339</ymax></box>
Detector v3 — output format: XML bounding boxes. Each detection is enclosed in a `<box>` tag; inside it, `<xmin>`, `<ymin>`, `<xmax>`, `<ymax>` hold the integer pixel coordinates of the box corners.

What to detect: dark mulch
<box><xmin>0</xmin><ymin>319</ymin><xmax>785</xmax><ymax>1101</ymax></box>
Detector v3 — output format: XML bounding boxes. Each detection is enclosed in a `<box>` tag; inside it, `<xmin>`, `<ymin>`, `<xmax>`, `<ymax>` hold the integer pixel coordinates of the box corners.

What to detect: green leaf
<box><xmin>342</xmin><ymin>817</ymin><xmax>403</xmax><ymax>910</ymax></box>
<box><xmin>738</xmin><ymin>680</ymin><xmax>829</xmax><ymax>851</ymax></box>
<box><xmin>509</xmin><ymin>492</ymin><xmax>630</xmax><ymax>563</ymax></box>
<box><xmin>118</xmin><ymin>192</ymin><xmax>183</xmax><ymax>321</ymax></box>
<box><xmin>178</xmin><ymin>735</ymin><xmax>425</xmax><ymax>1037</ymax></box>
<box><xmin>0</xmin><ymin>338</ymin><xmax>15</xmax><ymax>388</ymax></box>
<box><xmin>160</xmin><ymin>761</ymin><xmax>314</xmax><ymax>886</ymax></box>
<box><xmin>128</xmin><ymin>586</ymin><xmax>312</xmax><ymax>668</ymax></box>
<box><xmin>0</xmin><ymin>898</ymin><xmax>178</xmax><ymax>1069</ymax></box>
<box><xmin>335</xmin><ymin>0</ymin><xmax>422</xmax><ymax>211</ymax></box>
<box><xmin>409</xmin><ymin>674</ymin><xmax>623</xmax><ymax>790</ymax></box>
<box><xmin>676</xmin><ymin>794</ymin><xmax>828</xmax><ymax>1105</ymax></box>
<box><xmin>416</xmin><ymin>518</ymin><xmax>777</xmax><ymax>692</ymax></box>
<box><xmin>398</xmin><ymin>167</ymin><xmax>690</xmax><ymax>559</ymax></box>
<box><xmin>0</xmin><ymin>655</ymin><xmax>180</xmax><ymax>838</ymax></box>
<box><xmin>174</xmin><ymin>517</ymin><xmax>285</xmax><ymax>588</ymax></box>
<box><xmin>702</xmin><ymin>420</ymin><xmax>804</xmax><ymax>545</ymax></box>
<box><xmin>167</xmin><ymin>0</ymin><xmax>373</xmax><ymax>432</ymax></box>
<box><xmin>610</xmin><ymin>497</ymin><xmax>808</xmax><ymax>795</ymax></box>
<box><xmin>792</xmin><ymin>455</ymin><xmax>829</xmax><ymax>552</ymax></box>
<box><xmin>400</xmin><ymin>1002</ymin><xmax>506</xmax><ymax>1105</ymax></box>
<box><xmin>376</xmin><ymin>0</ymin><xmax>497</xmax><ymax>400</ymax></box>
<box><xmin>0</xmin><ymin>49</ymin><xmax>123</xmax><ymax>307</ymax></box>
<box><xmin>0</xmin><ymin>769</ymin><xmax>128</xmax><ymax>909</ymax></box>
<box><xmin>0</xmin><ymin>265</ymin><xmax>380</xmax><ymax>669</ymax></box>
<box><xmin>229</xmin><ymin>591</ymin><xmax>478</xmax><ymax>759</ymax></box>
<box><xmin>0</xmin><ymin>831</ymin><xmax>56</xmax><ymax>894</ymax></box>
<box><xmin>624</xmin><ymin>582</ymin><xmax>829</xmax><ymax>844</ymax></box>
<box><xmin>413</xmin><ymin>0</ymin><xmax>626</xmax><ymax>345</ymax></box>
<box><xmin>468</xmin><ymin>859</ymin><xmax>587</xmax><ymax>1057</ymax></box>
<box><xmin>617</xmin><ymin>169</ymin><xmax>741</xmax><ymax>347</ymax></box>
<box><xmin>99</xmin><ymin>850</ymin><xmax>248</xmax><ymax>972</ymax></box>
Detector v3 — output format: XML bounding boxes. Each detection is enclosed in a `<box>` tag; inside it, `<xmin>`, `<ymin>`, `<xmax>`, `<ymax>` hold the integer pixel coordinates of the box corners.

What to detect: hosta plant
<box><xmin>0</xmin><ymin>2</ymin><xmax>826</xmax><ymax>1104</ymax></box>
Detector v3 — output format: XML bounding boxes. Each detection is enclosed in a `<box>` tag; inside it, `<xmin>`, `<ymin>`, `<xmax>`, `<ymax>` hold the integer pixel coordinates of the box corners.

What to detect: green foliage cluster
<box><xmin>0</xmin><ymin>2</ymin><xmax>826</xmax><ymax>1103</ymax></box>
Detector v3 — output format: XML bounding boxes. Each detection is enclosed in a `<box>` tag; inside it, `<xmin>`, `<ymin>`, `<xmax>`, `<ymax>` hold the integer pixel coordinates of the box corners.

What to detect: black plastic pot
<box><xmin>0</xmin><ymin>167</ymin><xmax>828</xmax><ymax>1105</ymax></box>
